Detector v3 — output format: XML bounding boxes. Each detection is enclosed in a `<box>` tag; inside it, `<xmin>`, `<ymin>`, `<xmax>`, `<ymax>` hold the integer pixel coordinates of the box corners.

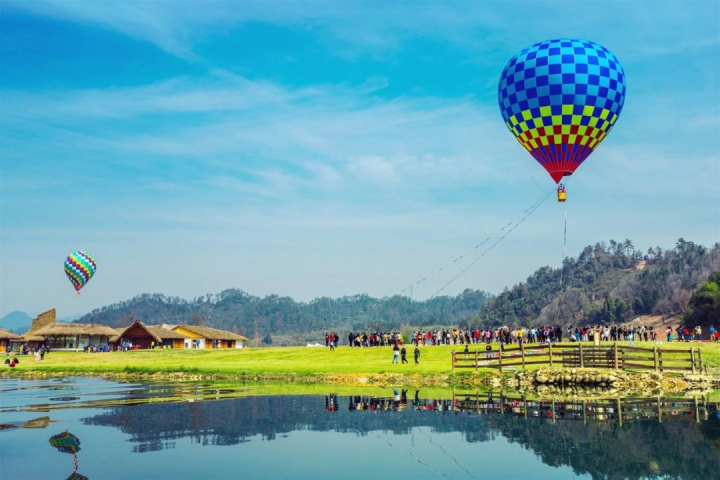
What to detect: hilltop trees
<box><xmin>463</xmin><ymin>239</ymin><xmax>719</xmax><ymax>328</ymax></box>
<box><xmin>79</xmin><ymin>288</ymin><xmax>493</xmax><ymax>336</ymax></box>
<box><xmin>684</xmin><ymin>272</ymin><xmax>720</xmax><ymax>327</ymax></box>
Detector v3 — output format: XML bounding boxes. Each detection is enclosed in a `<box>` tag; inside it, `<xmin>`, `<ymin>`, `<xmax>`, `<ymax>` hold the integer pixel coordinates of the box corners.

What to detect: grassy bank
<box><xmin>4</xmin><ymin>341</ymin><xmax>720</xmax><ymax>382</ymax></box>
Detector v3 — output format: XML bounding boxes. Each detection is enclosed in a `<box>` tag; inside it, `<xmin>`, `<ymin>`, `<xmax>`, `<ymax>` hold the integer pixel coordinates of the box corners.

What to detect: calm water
<box><xmin>0</xmin><ymin>378</ymin><xmax>718</xmax><ymax>480</ymax></box>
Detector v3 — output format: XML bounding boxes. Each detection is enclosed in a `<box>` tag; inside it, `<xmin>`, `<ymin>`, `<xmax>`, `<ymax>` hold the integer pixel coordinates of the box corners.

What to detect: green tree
<box><xmin>684</xmin><ymin>273</ymin><xmax>720</xmax><ymax>326</ymax></box>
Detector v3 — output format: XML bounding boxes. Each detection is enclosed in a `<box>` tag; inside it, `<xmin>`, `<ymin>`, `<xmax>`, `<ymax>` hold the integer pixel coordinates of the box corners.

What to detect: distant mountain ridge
<box><xmin>0</xmin><ymin>311</ymin><xmax>83</xmax><ymax>335</ymax></box>
<box><xmin>0</xmin><ymin>311</ymin><xmax>32</xmax><ymax>334</ymax></box>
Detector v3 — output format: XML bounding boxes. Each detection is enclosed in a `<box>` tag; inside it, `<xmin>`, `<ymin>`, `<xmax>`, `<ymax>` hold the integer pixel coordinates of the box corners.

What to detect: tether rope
<box><xmin>333</xmin><ymin>187</ymin><xmax>555</xmax><ymax>327</ymax></box>
<box><xmin>399</xmin><ymin>188</ymin><xmax>554</xmax><ymax>297</ymax></box>
<box><xmin>427</xmin><ymin>188</ymin><xmax>554</xmax><ymax>300</ymax></box>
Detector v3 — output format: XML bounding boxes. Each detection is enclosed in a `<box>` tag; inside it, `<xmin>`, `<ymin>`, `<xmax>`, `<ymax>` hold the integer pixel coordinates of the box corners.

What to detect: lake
<box><xmin>1</xmin><ymin>377</ymin><xmax>718</xmax><ymax>479</ymax></box>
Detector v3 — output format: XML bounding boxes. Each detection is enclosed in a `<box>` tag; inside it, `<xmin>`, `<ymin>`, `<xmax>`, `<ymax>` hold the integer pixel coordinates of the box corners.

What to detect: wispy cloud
<box><xmin>2</xmin><ymin>74</ymin><xmax>510</xmax><ymax>201</ymax></box>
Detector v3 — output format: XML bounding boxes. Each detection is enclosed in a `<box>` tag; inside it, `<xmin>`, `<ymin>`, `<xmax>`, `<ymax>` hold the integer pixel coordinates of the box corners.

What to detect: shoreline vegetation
<box><xmin>3</xmin><ymin>342</ymin><xmax>719</xmax><ymax>392</ymax></box>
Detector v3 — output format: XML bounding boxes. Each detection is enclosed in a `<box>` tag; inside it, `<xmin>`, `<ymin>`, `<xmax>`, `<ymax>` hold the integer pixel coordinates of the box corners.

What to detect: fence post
<box><xmin>657</xmin><ymin>397</ymin><xmax>662</xmax><ymax>423</ymax></box>
<box><xmin>658</xmin><ymin>349</ymin><xmax>663</xmax><ymax>373</ymax></box>
<box><xmin>499</xmin><ymin>349</ymin><xmax>503</xmax><ymax>371</ymax></box>
<box><xmin>697</xmin><ymin>349</ymin><xmax>703</xmax><ymax>372</ymax></box>
<box><xmin>653</xmin><ymin>346</ymin><xmax>658</xmax><ymax>372</ymax></box>
<box><xmin>521</xmin><ymin>347</ymin><xmax>526</xmax><ymax>370</ymax></box>
<box><xmin>548</xmin><ymin>344</ymin><xmax>553</xmax><ymax>367</ymax></box>
<box><xmin>613</xmin><ymin>342</ymin><xmax>619</xmax><ymax>370</ymax></box>
<box><xmin>691</xmin><ymin>348</ymin><xmax>696</xmax><ymax>375</ymax></box>
<box><xmin>475</xmin><ymin>350</ymin><xmax>478</xmax><ymax>372</ymax></box>
<box><xmin>695</xmin><ymin>396</ymin><xmax>700</xmax><ymax>423</ymax></box>
<box><xmin>579</xmin><ymin>342</ymin><xmax>584</xmax><ymax>368</ymax></box>
<box><xmin>452</xmin><ymin>351</ymin><xmax>455</xmax><ymax>373</ymax></box>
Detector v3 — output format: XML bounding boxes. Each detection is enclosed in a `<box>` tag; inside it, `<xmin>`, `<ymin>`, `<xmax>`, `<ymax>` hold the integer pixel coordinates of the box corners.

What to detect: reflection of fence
<box><xmin>452</xmin><ymin>391</ymin><xmax>717</xmax><ymax>425</ymax></box>
<box><xmin>452</xmin><ymin>343</ymin><xmax>703</xmax><ymax>372</ymax></box>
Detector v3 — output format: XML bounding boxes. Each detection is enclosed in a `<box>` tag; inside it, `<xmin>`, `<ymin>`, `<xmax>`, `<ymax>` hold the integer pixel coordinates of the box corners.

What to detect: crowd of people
<box><xmin>327</xmin><ymin>323</ymin><xmax>720</xmax><ymax>354</ymax></box>
<box><xmin>345</xmin><ymin>332</ymin><xmax>404</xmax><ymax>347</ymax></box>
<box><xmin>6</xmin><ymin>344</ymin><xmax>49</xmax><ymax>360</ymax></box>
<box><xmin>667</xmin><ymin>325</ymin><xmax>719</xmax><ymax>342</ymax></box>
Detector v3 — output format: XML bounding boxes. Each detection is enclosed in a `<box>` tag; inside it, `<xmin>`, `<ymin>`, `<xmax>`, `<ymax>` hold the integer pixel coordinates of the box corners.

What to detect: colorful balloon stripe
<box><xmin>64</xmin><ymin>251</ymin><xmax>97</xmax><ymax>293</ymax></box>
<box><xmin>498</xmin><ymin>39</ymin><xmax>626</xmax><ymax>183</ymax></box>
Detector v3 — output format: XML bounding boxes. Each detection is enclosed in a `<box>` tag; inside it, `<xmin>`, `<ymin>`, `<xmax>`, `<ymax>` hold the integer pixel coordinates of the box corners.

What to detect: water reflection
<box><xmin>48</xmin><ymin>430</ymin><xmax>88</xmax><ymax>480</ymax></box>
<box><xmin>81</xmin><ymin>391</ymin><xmax>720</xmax><ymax>479</ymax></box>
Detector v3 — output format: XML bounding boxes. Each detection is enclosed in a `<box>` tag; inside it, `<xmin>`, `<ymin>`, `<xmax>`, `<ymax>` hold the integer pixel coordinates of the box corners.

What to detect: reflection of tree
<box><xmin>82</xmin><ymin>395</ymin><xmax>720</xmax><ymax>479</ymax></box>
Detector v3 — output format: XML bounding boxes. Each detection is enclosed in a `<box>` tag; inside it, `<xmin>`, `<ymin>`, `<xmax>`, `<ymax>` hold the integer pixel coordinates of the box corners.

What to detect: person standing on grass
<box><xmin>392</xmin><ymin>344</ymin><xmax>400</xmax><ymax>364</ymax></box>
<box><xmin>414</xmin><ymin>346</ymin><xmax>421</xmax><ymax>365</ymax></box>
<box><xmin>464</xmin><ymin>344</ymin><xmax>469</xmax><ymax>360</ymax></box>
<box><xmin>401</xmin><ymin>346</ymin><xmax>408</xmax><ymax>364</ymax></box>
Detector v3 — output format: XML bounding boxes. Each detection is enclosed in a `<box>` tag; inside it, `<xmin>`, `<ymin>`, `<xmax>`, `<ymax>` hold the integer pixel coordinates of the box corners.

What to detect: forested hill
<box><xmin>78</xmin><ymin>289</ymin><xmax>493</xmax><ymax>336</ymax></box>
<box><xmin>79</xmin><ymin>239</ymin><xmax>718</xmax><ymax>336</ymax></box>
<box><xmin>463</xmin><ymin>239</ymin><xmax>720</xmax><ymax>328</ymax></box>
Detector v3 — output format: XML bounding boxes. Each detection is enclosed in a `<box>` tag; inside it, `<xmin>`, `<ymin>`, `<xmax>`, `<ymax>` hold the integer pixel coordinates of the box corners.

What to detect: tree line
<box><xmin>78</xmin><ymin>288</ymin><xmax>493</xmax><ymax>336</ymax></box>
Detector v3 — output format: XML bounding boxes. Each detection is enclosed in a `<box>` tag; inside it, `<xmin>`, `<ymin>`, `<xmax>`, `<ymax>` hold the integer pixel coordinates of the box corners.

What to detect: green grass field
<box><xmin>5</xmin><ymin>341</ymin><xmax>720</xmax><ymax>379</ymax></box>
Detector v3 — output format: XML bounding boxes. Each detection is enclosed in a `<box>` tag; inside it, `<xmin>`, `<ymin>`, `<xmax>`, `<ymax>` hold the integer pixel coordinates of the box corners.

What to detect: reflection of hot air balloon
<box><xmin>49</xmin><ymin>430</ymin><xmax>81</xmax><ymax>454</ymax></box>
<box><xmin>64</xmin><ymin>252</ymin><xmax>97</xmax><ymax>295</ymax></box>
<box><xmin>49</xmin><ymin>431</ymin><xmax>87</xmax><ymax>479</ymax></box>
<box><xmin>66</xmin><ymin>473</ymin><xmax>89</xmax><ymax>480</ymax></box>
<box><xmin>498</xmin><ymin>39</ymin><xmax>626</xmax><ymax>201</ymax></box>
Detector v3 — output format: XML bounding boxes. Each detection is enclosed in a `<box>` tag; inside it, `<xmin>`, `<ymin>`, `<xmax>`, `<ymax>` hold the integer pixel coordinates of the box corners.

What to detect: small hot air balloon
<box><xmin>498</xmin><ymin>39</ymin><xmax>626</xmax><ymax>201</ymax></box>
<box><xmin>64</xmin><ymin>252</ymin><xmax>97</xmax><ymax>296</ymax></box>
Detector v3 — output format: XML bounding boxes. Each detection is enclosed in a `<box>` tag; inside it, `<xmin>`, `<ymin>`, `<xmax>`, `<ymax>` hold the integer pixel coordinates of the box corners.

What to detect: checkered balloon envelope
<box><xmin>498</xmin><ymin>39</ymin><xmax>626</xmax><ymax>183</ymax></box>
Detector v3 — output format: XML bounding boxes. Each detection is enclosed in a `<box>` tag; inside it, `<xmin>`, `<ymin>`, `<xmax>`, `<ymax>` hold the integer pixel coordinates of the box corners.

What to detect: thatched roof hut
<box><xmin>31</xmin><ymin>322</ymin><xmax>118</xmax><ymax>350</ymax></box>
<box><xmin>19</xmin><ymin>308</ymin><xmax>57</xmax><ymax>344</ymax></box>
<box><xmin>0</xmin><ymin>328</ymin><xmax>21</xmax><ymax>351</ymax></box>
<box><xmin>113</xmin><ymin>320</ymin><xmax>185</xmax><ymax>349</ymax></box>
<box><xmin>172</xmin><ymin>325</ymin><xmax>248</xmax><ymax>349</ymax></box>
<box><xmin>34</xmin><ymin>323</ymin><xmax>119</xmax><ymax>337</ymax></box>
<box><xmin>173</xmin><ymin>325</ymin><xmax>248</xmax><ymax>341</ymax></box>
<box><xmin>0</xmin><ymin>328</ymin><xmax>21</xmax><ymax>340</ymax></box>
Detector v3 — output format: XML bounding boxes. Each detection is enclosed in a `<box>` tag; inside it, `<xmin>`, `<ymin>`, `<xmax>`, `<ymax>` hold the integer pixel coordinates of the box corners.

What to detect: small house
<box><xmin>172</xmin><ymin>325</ymin><xmax>248</xmax><ymax>349</ymax></box>
<box><xmin>33</xmin><ymin>323</ymin><xmax>119</xmax><ymax>350</ymax></box>
<box><xmin>113</xmin><ymin>320</ymin><xmax>185</xmax><ymax>349</ymax></box>
<box><xmin>0</xmin><ymin>328</ymin><xmax>20</xmax><ymax>352</ymax></box>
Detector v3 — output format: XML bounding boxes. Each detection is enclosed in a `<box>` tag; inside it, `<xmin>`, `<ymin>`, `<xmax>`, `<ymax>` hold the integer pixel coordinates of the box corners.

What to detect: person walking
<box><xmin>392</xmin><ymin>344</ymin><xmax>400</xmax><ymax>364</ymax></box>
<box><xmin>414</xmin><ymin>346</ymin><xmax>421</xmax><ymax>365</ymax></box>
<box><xmin>401</xmin><ymin>346</ymin><xmax>408</xmax><ymax>364</ymax></box>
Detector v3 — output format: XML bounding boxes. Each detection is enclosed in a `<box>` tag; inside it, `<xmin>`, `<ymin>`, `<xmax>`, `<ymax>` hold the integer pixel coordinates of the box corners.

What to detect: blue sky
<box><xmin>1</xmin><ymin>0</ymin><xmax>718</xmax><ymax>318</ymax></box>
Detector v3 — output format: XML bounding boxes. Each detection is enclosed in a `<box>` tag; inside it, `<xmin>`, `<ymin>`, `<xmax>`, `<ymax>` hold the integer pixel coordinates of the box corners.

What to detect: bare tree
<box><xmin>190</xmin><ymin>313</ymin><xmax>206</xmax><ymax>326</ymax></box>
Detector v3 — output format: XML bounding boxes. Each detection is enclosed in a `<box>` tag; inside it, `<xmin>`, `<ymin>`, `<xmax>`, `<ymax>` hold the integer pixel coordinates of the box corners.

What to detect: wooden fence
<box><xmin>452</xmin><ymin>391</ymin><xmax>715</xmax><ymax>425</ymax></box>
<box><xmin>452</xmin><ymin>342</ymin><xmax>703</xmax><ymax>373</ymax></box>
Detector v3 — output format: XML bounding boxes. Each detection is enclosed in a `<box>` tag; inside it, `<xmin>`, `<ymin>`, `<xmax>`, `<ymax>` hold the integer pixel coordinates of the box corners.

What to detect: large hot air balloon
<box><xmin>498</xmin><ymin>39</ymin><xmax>626</xmax><ymax>199</ymax></box>
<box><xmin>64</xmin><ymin>251</ymin><xmax>97</xmax><ymax>295</ymax></box>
